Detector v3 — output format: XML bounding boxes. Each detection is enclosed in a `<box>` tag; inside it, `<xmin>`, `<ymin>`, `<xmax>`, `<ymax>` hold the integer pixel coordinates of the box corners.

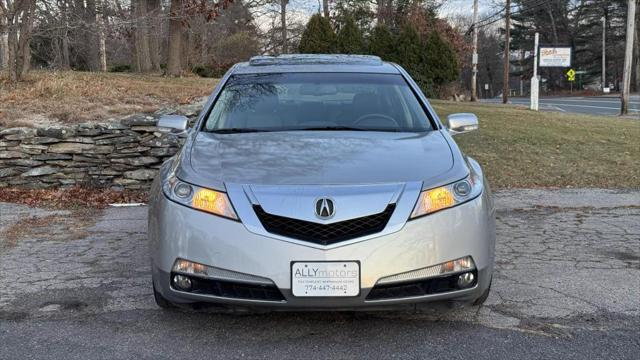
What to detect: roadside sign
<box><xmin>566</xmin><ymin>69</ymin><xmax>576</xmax><ymax>82</ymax></box>
<box><xmin>539</xmin><ymin>47</ymin><xmax>572</xmax><ymax>67</ymax></box>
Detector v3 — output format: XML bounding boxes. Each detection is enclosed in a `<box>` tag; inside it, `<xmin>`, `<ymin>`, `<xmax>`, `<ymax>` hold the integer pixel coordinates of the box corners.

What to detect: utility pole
<box><xmin>502</xmin><ymin>0</ymin><xmax>511</xmax><ymax>104</ymax></box>
<box><xmin>621</xmin><ymin>0</ymin><xmax>637</xmax><ymax>115</ymax></box>
<box><xmin>471</xmin><ymin>0</ymin><xmax>479</xmax><ymax>101</ymax></box>
<box><xmin>280</xmin><ymin>0</ymin><xmax>288</xmax><ymax>54</ymax></box>
<box><xmin>531</xmin><ymin>32</ymin><xmax>539</xmax><ymax>111</ymax></box>
<box><xmin>602</xmin><ymin>16</ymin><xmax>607</xmax><ymax>92</ymax></box>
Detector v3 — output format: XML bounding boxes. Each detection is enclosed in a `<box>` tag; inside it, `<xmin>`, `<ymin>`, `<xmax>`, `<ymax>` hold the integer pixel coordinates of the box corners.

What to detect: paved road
<box><xmin>1</xmin><ymin>189</ymin><xmax>639</xmax><ymax>359</ymax></box>
<box><xmin>483</xmin><ymin>95</ymin><xmax>640</xmax><ymax>116</ymax></box>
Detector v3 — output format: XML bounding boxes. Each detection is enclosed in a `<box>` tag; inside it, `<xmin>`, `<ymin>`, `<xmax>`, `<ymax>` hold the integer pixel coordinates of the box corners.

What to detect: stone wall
<box><xmin>0</xmin><ymin>104</ymin><xmax>202</xmax><ymax>190</ymax></box>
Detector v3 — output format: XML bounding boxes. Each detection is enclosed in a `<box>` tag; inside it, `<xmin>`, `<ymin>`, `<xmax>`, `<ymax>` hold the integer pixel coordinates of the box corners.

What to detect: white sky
<box><xmin>254</xmin><ymin>0</ymin><xmax>499</xmax><ymax>33</ymax></box>
<box><xmin>438</xmin><ymin>0</ymin><xmax>495</xmax><ymax>18</ymax></box>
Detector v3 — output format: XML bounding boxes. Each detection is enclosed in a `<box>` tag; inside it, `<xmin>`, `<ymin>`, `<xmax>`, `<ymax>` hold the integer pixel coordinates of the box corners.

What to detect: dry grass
<box><xmin>0</xmin><ymin>210</ymin><xmax>99</xmax><ymax>250</ymax></box>
<box><xmin>0</xmin><ymin>70</ymin><xmax>219</xmax><ymax>127</ymax></box>
<box><xmin>432</xmin><ymin>100</ymin><xmax>640</xmax><ymax>189</ymax></box>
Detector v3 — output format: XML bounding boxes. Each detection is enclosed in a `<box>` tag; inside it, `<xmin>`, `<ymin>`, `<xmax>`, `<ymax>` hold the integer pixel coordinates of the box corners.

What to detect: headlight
<box><xmin>162</xmin><ymin>175</ymin><xmax>238</xmax><ymax>220</ymax></box>
<box><xmin>410</xmin><ymin>174</ymin><xmax>482</xmax><ymax>219</ymax></box>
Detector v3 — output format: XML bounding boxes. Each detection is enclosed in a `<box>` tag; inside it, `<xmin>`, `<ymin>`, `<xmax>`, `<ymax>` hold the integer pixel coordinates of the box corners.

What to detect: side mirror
<box><xmin>157</xmin><ymin>115</ymin><xmax>189</xmax><ymax>137</ymax></box>
<box><xmin>447</xmin><ymin>113</ymin><xmax>479</xmax><ymax>135</ymax></box>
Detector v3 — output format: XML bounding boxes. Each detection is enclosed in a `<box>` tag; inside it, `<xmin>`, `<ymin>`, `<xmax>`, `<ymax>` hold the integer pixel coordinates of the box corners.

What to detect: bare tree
<box><xmin>96</xmin><ymin>0</ymin><xmax>107</xmax><ymax>71</ymax></box>
<box><xmin>0</xmin><ymin>5</ymin><xmax>8</xmax><ymax>69</ymax></box>
<box><xmin>1</xmin><ymin>0</ymin><xmax>37</xmax><ymax>81</ymax></box>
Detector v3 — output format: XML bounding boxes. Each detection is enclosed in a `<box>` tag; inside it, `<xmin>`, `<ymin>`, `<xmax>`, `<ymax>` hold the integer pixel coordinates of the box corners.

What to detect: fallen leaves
<box><xmin>0</xmin><ymin>186</ymin><xmax>149</xmax><ymax>209</ymax></box>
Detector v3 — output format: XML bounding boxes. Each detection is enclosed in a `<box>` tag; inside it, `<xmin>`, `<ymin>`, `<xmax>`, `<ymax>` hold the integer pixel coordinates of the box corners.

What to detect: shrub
<box><xmin>299</xmin><ymin>14</ymin><xmax>337</xmax><ymax>54</ymax></box>
<box><xmin>214</xmin><ymin>31</ymin><xmax>260</xmax><ymax>65</ymax></box>
<box><xmin>109</xmin><ymin>64</ymin><xmax>132</xmax><ymax>73</ymax></box>
<box><xmin>192</xmin><ymin>64</ymin><xmax>233</xmax><ymax>78</ymax></box>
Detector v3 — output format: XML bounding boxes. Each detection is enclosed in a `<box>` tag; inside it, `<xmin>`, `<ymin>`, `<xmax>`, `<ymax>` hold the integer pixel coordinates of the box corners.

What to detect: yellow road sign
<box><xmin>566</xmin><ymin>68</ymin><xmax>576</xmax><ymax>82</ymax></box>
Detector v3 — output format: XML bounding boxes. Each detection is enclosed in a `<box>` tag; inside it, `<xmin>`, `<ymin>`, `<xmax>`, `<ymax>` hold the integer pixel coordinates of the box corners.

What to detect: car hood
<box><xmin>181</xmin><ymin>130</ymin><xmax>457</xmax><ymax>189</ymax></box>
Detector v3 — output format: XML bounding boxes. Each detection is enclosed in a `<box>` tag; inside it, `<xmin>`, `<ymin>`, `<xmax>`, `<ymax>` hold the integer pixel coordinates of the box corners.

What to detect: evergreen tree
<box><xmin>368</xmin><ymin>24</ymin><xmax>396</xmax><ymax>62</ymax></box>
<box><xmin>298</xmin><ymin>14</ymin><xmax>337</xmax><ymax>54</ymax></box>
<box><xmin>387</xmin><ymin>24</ymin><xmax>459</xmax><ymax>95</ymax></box>
<box><xmin>333</xmin><ymin>0</ymin><xmax>375</xmax><ymax>33</ymax></box>
<box><xmin>423</xmin><ymin>31</ymin><xmax>459</xmax><ymax>86</ymax></box>
<box><xmin>393</xmin><ymin>25</ymin><xmax>425</xmax><ymax>84</ymax></box>
<box><xmin>337</xmin><ymin>16</ymin><xmax>365</xmax><ymax>54</ymax></box>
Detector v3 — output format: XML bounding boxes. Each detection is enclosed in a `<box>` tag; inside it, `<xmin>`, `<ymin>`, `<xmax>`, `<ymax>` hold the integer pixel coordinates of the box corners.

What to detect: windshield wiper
<box><xmin>210</xmin><ymin>128</ymin><xmax>272</xmax><ymax>134</ymax></box>
<box><xmin>298</xmin><ymin>126</ymin><xmax>400</xmax><ymax>132</ymax></box>
<box><xmin>297</xmin><ymin>126</ymin><xmax>369</xmax><ymax>131</ymax></box>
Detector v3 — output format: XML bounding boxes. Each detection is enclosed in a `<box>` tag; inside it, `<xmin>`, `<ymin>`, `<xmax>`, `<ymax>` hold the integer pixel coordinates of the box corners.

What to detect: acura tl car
<box><xmin>149</xmin><ymin>54</ymin><xmax>495</xmax><ymax>310</ymax></box>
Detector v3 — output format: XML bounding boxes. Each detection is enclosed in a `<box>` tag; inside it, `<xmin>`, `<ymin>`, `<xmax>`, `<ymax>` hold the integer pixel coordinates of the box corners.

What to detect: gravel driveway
<box><xmin>1</xmin><ymin>189</ymin><xmax>638</xmax><ymax>359</ymax></box>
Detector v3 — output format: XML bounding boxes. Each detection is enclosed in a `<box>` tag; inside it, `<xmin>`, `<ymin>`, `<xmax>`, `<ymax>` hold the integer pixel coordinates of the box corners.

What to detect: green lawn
<box><xmin>431</xmin><ymin>100</ymin><xmax>640</xmax><ymax>189</ymax></box>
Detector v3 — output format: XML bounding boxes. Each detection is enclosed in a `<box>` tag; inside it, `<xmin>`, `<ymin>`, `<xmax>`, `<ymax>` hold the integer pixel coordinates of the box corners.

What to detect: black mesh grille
<box><xmin>174</xmin><ymin>275</ymin><xmax>285</xmax><ymax>302</ymax></box>
<box><xmin>366</xmin><ymin>271</ymin><xmax>478</xmax><ymax>300</ymax></box>
<box><xmin>253</xmin><ymin>204</ymin><xmax>396</xmax><ymax>246</ymax></box>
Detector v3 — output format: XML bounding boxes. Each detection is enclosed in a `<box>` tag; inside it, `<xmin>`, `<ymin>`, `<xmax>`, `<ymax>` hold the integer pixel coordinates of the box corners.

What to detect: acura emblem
<box><xmin>315</xmin><ymin>197</ymin><xmax>335</xmax><ymax>219</ymax></box>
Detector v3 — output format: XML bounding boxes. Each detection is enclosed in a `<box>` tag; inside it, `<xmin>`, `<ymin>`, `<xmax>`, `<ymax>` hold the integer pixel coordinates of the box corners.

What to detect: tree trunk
<box><xmin>546</xmin><ymin>6</ymin><xmax>559</xmax><ymax>45</ymax></box>
<box><xmin>0</xmin><ymin>35</ymin><xmax>8</xmax><ymax>70</ymax></box>
<box><xmin>376</xmin><ymin>0</ymin><xmax>384</xmax><ymax>23</ymax></box>
<box><xmin>280</xmin><ymin>0</ymin><xmax>287</xmax><ymax>54</ymax></box>
<box><xmin>182</xmin><ymin>30</ymin><xmax>191</xmax><ymax>70</ymax></box>
<box><xmin>166</xmin><ymin>0</ymin><xmax>182</xmax><ymax>76</ymax></box>
<box><xmin>133</xmin><ymin>0</ymin><xmax>152</xmax><ymax>72</ymax></box>
<box><xmin>0</xmin><ymin>13</ymin><xmax>8</xmax><ymax>69</ymax></box>
<box><xmin>7</xmin><ymin>21</ymin><xmax>18</xmax><ymax>81</ymax></box>
<box><xmin>85</xmin><ymin>0</ymin><xmax>101</xmax><ymax>71</ymax></box>
<box><xmin>60</xmin><ymin>0</ymin><xmax>71</xmax><ymax>69</ymax></box>
<box><xmin>5</xmin><ymin>0</ymin><xmax>36</xmax><ymax>81</ymax></box>
<box><xmin>323</xmin><ymin>0</ymin><xmax>329</xmax><ymax>18</ymax></box>
<box><xmin>147</xmin><ymin>0</ymin><xmax>161</xmax><ymax>71</ymax></box>
<box><xmin>96</xmin><ymin>0</ymin><xmax>107</xmax><ymax>71</ymax></box>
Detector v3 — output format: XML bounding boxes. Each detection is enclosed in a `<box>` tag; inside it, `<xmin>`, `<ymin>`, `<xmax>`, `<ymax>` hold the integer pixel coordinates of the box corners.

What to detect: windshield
<box><xmin>203</xmin><ymin>73</ymin><xmax>433</xmax><ymax>133</ymax></box>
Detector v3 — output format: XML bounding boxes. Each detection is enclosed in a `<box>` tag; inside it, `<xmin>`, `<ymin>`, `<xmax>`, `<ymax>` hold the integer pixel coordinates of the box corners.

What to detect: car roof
<box><xmin>232</xmin><ymin>54</ymin><xmax>401</xmax><ymax>75</ymax></box>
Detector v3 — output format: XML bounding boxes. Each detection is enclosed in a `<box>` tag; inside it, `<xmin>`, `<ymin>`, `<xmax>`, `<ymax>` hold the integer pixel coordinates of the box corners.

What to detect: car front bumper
<box><xmin>149</xmin><ymin>189</ymin><xmax>495</xmax><ymax>309</ymax></box>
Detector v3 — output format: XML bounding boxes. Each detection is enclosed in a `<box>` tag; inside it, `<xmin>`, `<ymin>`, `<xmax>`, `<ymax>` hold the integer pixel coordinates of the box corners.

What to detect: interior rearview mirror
<box><xmin>446</xmin><ymin>113</ymin><xmax>479</xmax><ymax>135</ymax></box>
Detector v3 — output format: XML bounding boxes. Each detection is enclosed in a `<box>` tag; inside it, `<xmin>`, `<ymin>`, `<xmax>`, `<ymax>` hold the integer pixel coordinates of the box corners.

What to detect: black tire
<box><xmin>153</xmin><ymin>285</ymin><xmax>175</xmax><ymax>309</ymax></box>
<box><xmin>473</xmin><ymin>277</ymin><xmax>492</xmax><ymax>306</ymax></box>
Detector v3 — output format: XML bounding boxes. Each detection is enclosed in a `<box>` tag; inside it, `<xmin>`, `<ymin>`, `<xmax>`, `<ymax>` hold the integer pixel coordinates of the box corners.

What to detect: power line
<box><xmin>467</xmin><ymin>0</ymin><xmax>552</xmax><ymax>34</ymax></box>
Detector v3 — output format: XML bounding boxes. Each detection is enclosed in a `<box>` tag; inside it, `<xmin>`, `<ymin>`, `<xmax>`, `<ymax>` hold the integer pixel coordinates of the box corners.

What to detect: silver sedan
<box><xmin>148</xmin><ymin>54</ymin><xmax>495</xmax><ymax>310</ymax></box>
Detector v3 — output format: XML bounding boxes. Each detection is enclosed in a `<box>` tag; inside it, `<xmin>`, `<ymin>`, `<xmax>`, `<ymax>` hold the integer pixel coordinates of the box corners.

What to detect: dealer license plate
<box><xmin>291</xmin><ymin>262</ymin><xmax>360</xmax><ymax>297</ymax></box>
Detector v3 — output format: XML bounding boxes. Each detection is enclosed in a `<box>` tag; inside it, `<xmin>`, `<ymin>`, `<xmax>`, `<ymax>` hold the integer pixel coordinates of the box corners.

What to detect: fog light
<box><xmin>173</xmin><ymin>274</ymin><xmax>192</xmax><ymax>291</ymax></box>
<box><xmin>457</xmin><ymin>272</ymin><xmax>475</xmax><ymax>288</ymax></box>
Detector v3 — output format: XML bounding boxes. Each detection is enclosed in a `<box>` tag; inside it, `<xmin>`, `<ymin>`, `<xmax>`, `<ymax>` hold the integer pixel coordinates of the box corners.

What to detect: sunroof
<box><xmin>249</xmin><ymin>54</ymin><xmax>383</xmax><ymax>67</ymax></box>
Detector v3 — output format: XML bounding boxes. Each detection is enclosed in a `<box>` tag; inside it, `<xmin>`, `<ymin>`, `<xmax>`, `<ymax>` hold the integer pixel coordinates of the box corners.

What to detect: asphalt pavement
<box><xmin>1</xmin><ymin>189</ymin><xmax>639</xmax><ymax>359</ymax></box>
<box><xmin>482</xmin><ymin>94</ymin><xmax>640</xmax><ymax>116</ymax></box>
